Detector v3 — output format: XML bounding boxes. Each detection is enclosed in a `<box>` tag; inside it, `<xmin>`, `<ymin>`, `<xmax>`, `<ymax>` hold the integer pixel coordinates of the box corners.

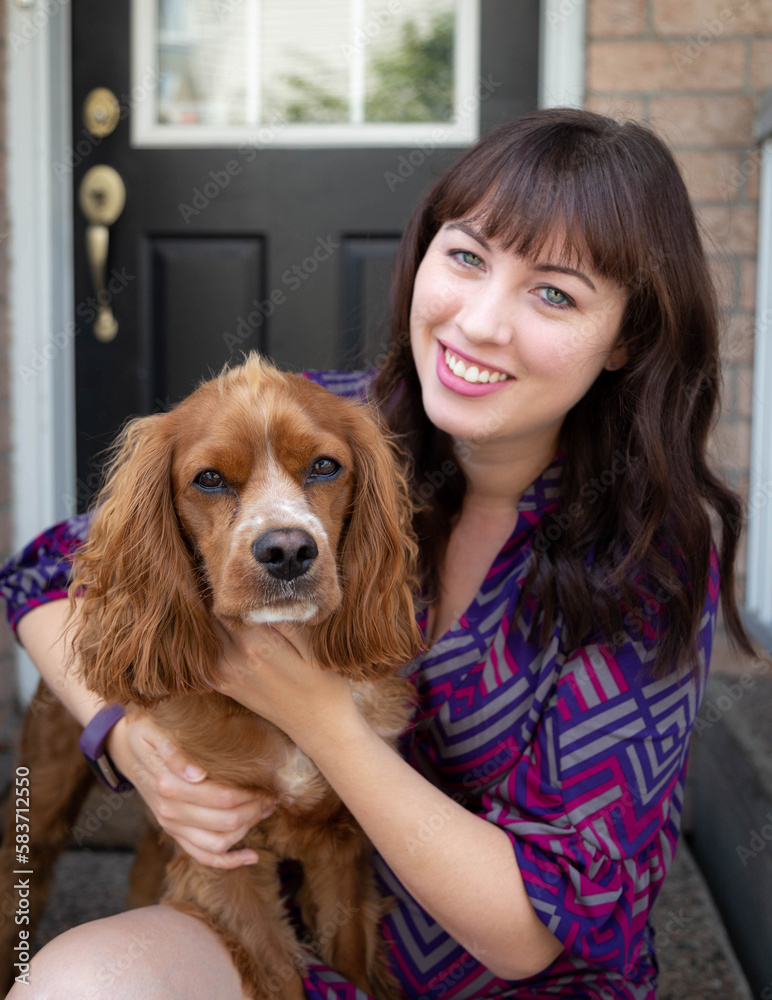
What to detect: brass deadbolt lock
<box><xmin>83</xmin><ymin>87</ymin><xmax>121</xmax><ymax>138</ymax></box>
<box><xmin>79</xmin><ymin>165</ymin><xmax>126</xmax><ymax>226</ymax></box>
<box><xmin>78</xmin><ymin>165</ymin><xmax>127</xmax><ymax>343</ymax></box>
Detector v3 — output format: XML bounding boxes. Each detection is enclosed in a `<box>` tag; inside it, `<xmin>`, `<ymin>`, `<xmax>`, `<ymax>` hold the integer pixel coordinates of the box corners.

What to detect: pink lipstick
<box><xmin>435</xmin><ymin>342</ymin><xmax>514</xmax><ymax>397</ymax></box>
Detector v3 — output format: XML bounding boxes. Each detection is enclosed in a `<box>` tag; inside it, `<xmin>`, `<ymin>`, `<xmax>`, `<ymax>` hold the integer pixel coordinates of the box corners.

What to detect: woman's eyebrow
<box><xmin>445</xmin><ymin>222</ymin><xmax>598</xmax><ymax>292</ymax></box>
<box><xmin>533</xmin><ymin>262</ymin><xmax>597</xmax><ymax>292</ymax></box>
<box><xmin>444</xmin><ymin>221</ymin><xmax>492</xmax><ymax>252</ymax></box>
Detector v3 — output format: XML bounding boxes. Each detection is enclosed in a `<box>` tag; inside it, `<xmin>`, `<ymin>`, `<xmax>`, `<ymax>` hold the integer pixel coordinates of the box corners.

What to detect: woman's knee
<box><xmin>5</xmin><ymin>905</ymin><xmax>246</xmax><ymax>1000</ymax></box>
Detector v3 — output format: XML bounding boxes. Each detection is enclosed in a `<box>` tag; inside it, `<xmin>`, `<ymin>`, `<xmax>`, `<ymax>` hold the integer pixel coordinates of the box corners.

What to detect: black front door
<box><xmin>70</xmin><ymin>0</ymin><xmax>539</xmax><ymax>507</ymax></box>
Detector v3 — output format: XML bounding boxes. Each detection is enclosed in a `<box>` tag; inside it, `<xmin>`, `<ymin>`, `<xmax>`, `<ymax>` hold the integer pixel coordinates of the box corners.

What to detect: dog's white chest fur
<box><xmin>270</xmin><ymin>680</ymin><xmax>403</xmax><ymax>806</ymax></box>
<box><xmin>274</xmin><ymin>745</ymin><xmax>323</xmax><ymax>804</ymax></box>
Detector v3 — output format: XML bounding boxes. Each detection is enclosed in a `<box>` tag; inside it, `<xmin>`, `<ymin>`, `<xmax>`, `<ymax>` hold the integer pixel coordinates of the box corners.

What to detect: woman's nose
<box><xmin>455</xmin><ymin>282</ymin><xmax>515</xmax><ymax>346</ymax></box>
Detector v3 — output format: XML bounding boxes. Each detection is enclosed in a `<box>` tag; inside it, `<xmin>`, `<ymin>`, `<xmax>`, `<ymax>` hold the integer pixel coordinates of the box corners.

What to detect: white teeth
<box><xmin>445</xmin><ymin>348</ymin><xmax>509</xmax><ymax>384</ymax></box>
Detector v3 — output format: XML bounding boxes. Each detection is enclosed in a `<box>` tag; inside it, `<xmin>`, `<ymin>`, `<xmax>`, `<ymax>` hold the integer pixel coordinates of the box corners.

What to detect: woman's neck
<box><xmin>453</xmin><ymin>432</ymin><xmax>558</xmax><ymax>512</ymax></box>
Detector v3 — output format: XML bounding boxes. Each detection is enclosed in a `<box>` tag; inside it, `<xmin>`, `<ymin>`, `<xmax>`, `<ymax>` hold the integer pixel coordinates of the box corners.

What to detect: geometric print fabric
<box><xmin>0</xmin><ymin>369</ymin><xmax>718</xmax><ymax>1000</ymax></box>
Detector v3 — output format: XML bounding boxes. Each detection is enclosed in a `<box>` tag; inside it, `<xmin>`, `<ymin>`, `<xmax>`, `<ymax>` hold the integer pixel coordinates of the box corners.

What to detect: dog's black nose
<box><xmin>252</xmin><ymin>529</ymin><xmax>318</xmax><ymax>581</ymax></box>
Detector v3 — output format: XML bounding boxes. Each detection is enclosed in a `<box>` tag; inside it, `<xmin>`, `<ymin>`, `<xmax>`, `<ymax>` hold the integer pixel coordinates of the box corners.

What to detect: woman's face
<box><xmin>409</xmin><ymin>220</ymin><xmax>629</xmax><ymax>459</ymax></box>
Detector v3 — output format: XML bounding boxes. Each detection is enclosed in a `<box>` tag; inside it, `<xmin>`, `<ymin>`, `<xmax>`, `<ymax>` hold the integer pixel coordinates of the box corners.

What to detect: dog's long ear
<box><xmin>314</xmin><ymin>408</ymin><xmax>422</xmax><ymax>679</ymax></box>
<box><xmin>70</xmin><ymin>413</ymin><xmax>220</xmax><ymax>707</ymax></box>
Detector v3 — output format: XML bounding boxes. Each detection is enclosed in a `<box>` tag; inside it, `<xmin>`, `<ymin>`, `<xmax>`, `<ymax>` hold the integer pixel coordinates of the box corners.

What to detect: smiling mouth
<box><xmin>442</xmin><ymin>347</ymin><xmax>512</xmax><ymax>384</ymax></box>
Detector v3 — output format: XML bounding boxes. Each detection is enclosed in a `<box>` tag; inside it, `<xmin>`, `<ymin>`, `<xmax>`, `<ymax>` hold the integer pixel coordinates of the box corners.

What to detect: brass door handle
<box><xmin>78</xmin><ymin>165</ymin><xmax>126</xmax><ymax>342</ymax></box>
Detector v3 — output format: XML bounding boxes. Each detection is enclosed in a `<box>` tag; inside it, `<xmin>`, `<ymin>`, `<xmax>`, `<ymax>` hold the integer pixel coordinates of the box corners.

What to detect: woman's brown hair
<box><xmin>373</xmin><ymin>107</ymin><xmax>753</xmax><ymax>678</ymax></box>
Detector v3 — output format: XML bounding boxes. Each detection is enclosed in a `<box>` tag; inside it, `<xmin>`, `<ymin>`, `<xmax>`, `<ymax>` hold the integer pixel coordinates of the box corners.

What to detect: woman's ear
<box><xmin>70</xmin><ymin>412</ymin><xmax>221</xmax><ymax>707</ymax></box>
<box><xmin>313</xmin><ymin>408</ymin><xmax>422</xmax><ymax>679</ymax></box>
<box><xmin>605</xmin><ymin>341</ymin><xmax>629</xmax><ymax>371</ymax></box>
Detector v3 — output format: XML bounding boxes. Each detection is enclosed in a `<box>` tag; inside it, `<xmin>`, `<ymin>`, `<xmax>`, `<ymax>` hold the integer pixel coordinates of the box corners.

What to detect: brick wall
<box><xmin>585</xmin><ymin>0</ymin><xmax>772</xmax><ymax>599</ymax></box>
<box><xmin>0</xmin><ymin>0</ymin><xmax>14</xmax><ymax>734</ymax></box>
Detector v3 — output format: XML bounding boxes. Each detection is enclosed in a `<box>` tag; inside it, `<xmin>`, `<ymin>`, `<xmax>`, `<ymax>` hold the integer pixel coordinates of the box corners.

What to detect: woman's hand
<box><xmin>214</xmin><ymin>622</ymin><xmax>357</xmax><ymax>748</ymax></box>
<box><xmin>106</xmin><ymin>712</ymin><xmax>275</xmax><ymax>869</ymax></box>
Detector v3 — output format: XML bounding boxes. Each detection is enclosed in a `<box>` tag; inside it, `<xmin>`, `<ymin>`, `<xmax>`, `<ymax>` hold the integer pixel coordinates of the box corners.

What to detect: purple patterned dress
<box><xmin>0</xmin><ymin>370</ymin><xmax>717</xmax><ymax>1000</ymax></box>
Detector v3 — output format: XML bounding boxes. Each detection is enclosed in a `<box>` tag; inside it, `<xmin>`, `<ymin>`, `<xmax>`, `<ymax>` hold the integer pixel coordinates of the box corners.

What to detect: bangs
<box><xmin>430</xmin><ymin>117</ymin><xmax>653</xmax><ymax>289</ymax></box>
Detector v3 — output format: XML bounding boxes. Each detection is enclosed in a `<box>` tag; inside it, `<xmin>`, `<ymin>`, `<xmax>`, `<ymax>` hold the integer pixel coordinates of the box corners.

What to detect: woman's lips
<box><xmin>435</xmin><ymin>342</ymin><xmax>514</xmax><ymax>397</ymax></box>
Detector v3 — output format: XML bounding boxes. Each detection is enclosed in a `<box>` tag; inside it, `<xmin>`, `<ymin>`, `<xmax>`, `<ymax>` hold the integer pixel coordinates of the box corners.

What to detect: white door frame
<box><xmin>7</xmin><ymin>0</ymin><xmax>75</xmax><ymax>702</ymax></box>
<box><xmin>5</xmin><ymin>0</ymin><xmax>586</xmax><ymax>701</ymax></box>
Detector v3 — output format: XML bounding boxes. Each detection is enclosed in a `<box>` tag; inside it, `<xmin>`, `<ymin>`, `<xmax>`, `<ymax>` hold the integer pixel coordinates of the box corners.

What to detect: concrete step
<box><xmin>689</xmin><ymin>632</ymin><xmax>772</xmax><ymax>1000</ymax></box>
<box><xmin>5</xmin><ymin>838</ymin><xmax>745</xmax><ymax>997</ymax></box>
<box><xmin>0</xmin><ymin>769</ymin><xmax>754</xmax><ymax>997</ymax></box>
<box><xmin>0</xmin><ymin>692</ymin><xmax>757</xmax><ymax>998</ymax></box>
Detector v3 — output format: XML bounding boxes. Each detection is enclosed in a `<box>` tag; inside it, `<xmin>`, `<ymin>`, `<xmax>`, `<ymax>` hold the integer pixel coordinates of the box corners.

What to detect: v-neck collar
<box><xmin>416</xmin><ymin>450</ymin><xmax>564</xmax><ymax>649</ymax></box>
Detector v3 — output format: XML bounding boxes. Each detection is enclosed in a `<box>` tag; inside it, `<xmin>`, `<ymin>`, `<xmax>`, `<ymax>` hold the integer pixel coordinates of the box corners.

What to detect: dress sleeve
<box><xmin>480</xmin><ymin>548</ymin><xmax>719</xmax><ymax>976</ymax></box>
<box><xmin>0</xmin><ymin>513</ymin><xmax>92</xmax><ymax>633</ymax></box>
<box><xmin>302</xmin><ymin>368</ymin><xmax>376</xmax><ymax>400</ymax></box>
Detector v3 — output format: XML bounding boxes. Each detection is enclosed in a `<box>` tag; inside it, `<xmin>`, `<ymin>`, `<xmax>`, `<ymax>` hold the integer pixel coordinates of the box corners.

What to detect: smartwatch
<box><xmin>79</xmin><ymin>704</ymin><xmax>134</xmax><ymax>792</ymax></box>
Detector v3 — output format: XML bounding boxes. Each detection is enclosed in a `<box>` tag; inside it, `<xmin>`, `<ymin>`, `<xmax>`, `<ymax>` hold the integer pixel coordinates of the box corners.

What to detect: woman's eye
<box><xmin>452</xmin><ymin>250</ymin><xmax>484</xmax><ymax>268</ymax></box>
<box><xmin>309</xmin><ymin>457</ymin><xmax>340</xmax><ymax>479</ymax></box>
<box><xmin>539</xmin><ymin>286</ymin><xmax>572</xmax><ymax>308</ymax></box>
<box><xmin>195</xmin><ymin>470</ymin><xmax>225</xmax><ymax>490</ymax></box>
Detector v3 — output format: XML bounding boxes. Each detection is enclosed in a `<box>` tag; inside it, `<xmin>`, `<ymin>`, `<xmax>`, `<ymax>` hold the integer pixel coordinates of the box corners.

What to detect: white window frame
<box><xmin>131</xmin><ymin>0</ymin><xmax>481</xmax><ymax>148</ymax></box>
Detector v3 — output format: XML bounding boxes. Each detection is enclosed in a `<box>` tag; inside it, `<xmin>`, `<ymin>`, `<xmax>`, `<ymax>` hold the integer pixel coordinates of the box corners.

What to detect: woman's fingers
<box><xmin>170</xmin><ymin>837</ymin><xmax>260</xmax><ymax>870</ymax></box>
<box><xmin>153</xmin><ymin>786</ymin><xmax>275</xmax><ymax>834</ymax></box>
<box><xmin>152</xmin><ymin>733</ymin><xmax>208</xmax><ymax>783</ymax></box>
<box><xmin>158</xmin><ymin>794</ymin><xmax>275</xmax><ymax>865</ymax></box>
<box><xmin>106</xmin><ymin>710</ymin><xmax>276</xmax><ymax>863</ymax></box>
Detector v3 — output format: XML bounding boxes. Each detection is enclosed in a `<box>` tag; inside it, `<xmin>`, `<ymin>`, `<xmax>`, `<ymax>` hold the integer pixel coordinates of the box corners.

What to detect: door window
<box><xmin>132</xmin><ymin>0</ymin><xmax>480</xmax><ymax>146</ymax></box>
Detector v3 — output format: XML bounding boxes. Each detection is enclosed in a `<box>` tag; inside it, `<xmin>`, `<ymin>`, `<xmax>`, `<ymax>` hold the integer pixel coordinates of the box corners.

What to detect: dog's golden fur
<box><xmin>0</xmin><ymin>355</ymin><xmax>421</xmax><ymax>999</ymax></box>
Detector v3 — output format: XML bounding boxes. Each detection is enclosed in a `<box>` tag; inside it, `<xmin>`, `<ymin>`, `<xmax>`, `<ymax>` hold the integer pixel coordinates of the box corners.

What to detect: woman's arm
<box><xmin>303</xmin><ymin>698</ymin><xmax>562</xmax><ymax>980</ymax></box>
<box><xmin>17</xmin><ymin>599</ymin><xmax>106</xmax><ymax>726</ymax></box>
<box><xmin>15</xmin><ymin>600</ymin><xmax>274</xmax><ymax>869</ymax></box>
<box><xmin>217</xmin><ymin>625</ymin><xmax>563</xmax><ymax>981</ymax></box>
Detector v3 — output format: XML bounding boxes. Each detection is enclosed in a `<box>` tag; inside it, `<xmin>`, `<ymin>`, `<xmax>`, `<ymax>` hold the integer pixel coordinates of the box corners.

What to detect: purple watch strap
<box><xmin>79</xmin><ymin>703</ymin><xmax>126</xmax><ymax>758</ymax></box>
<box><xmin>79</xmin><ymin>704</ymin><xmax>133</xmax><ymax>791</ymax></box>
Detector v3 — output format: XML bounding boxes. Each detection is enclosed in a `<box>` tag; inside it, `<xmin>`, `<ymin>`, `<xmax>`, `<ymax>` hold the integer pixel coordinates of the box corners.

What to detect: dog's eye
<box><xmin>308</xmin><ymin>457</ymin><xmax>340</xmax><ymax>480</ymax></box>
<box><xmin>195</xmin><ymin>470</ymin><xmax>225</xmax><ymax>490</ymax></box>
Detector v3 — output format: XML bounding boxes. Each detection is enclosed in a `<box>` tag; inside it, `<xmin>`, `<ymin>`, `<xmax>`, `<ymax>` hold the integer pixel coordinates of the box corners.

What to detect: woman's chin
<box><xmin>421</xmin><ymin>387</ymin><xmax>502</xmax><ymax>444</ymax></box>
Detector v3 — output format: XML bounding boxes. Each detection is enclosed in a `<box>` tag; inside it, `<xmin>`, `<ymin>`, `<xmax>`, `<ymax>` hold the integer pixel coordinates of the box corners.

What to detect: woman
<box><xmin>2</xmin><ymin>108</ymin><xmax>751</xmax><ymax>999</ymax></box>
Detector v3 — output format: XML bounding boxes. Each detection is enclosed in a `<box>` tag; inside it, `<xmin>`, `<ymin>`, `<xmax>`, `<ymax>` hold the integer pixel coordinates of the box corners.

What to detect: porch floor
<box><xmin>0</xmin><ymin>744</ymin><xmax>753</xmax><ymax>1000</ymax></box>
